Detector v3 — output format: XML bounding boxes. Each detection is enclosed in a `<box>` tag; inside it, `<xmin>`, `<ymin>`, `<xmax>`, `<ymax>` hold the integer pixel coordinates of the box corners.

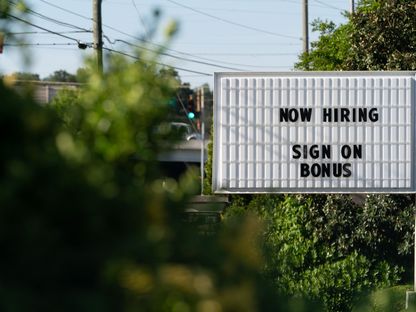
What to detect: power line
<box><xmin>189</xmin><ymin>52</ymin><xmax>297</xmax><ymax>56</ymax></box>
<box><xmin>4</xmin><ymin>42</ymin><xmax>85</xmax><ymax>46</ymax></box>
<box><xmin>165</xmin><ymin>0</ymin><xmax>301</xmax><ymax>40</ymax></box>
<box><xmin>36</xmin><ymin>1</ymin><xmax>205</xmax><ymax>56</ymax></box>
<box><xmin>169</xmin><ymin>51</ymin><xmax>293</xmax><ymax>68</ymax></box>
<box><xmin>177</xmin><ymin>42</ymin><xmax>301</xmax><ymax>46</ymax></box>
<box><xmin>6</xmin><ymin>30</ymin><xmax>91</xmax><ymax>35</ymax></box>
<box><xmin>31</xmin><ymin>1</ymin><xmax>291</xmax><ymax>73</ymax></box>
<box><xmin>5</xmin><ymin>14</ymin><xmax>211</xmax><ymax>77</ymax></box>
<box><xmin>23</xmin><ymin>1</ymin><xmax>233</xmax><ymax>73</ymax></box>
<box><xmin>102</xmin><ymin>47</ymin><xmax>212</xmax><ymax>76</ymax></box>
<box><xmin>4</xmin><ymin>45</ymin><xmax>82</xmax><ymax>51</ymax></box>
<box><xmin>113</xmin><ymin>36</ymin><xmax>293</xmax><ymax>70</ymax></box>
<box><xmin>99</xmin><ymin>0</ymin><xmax>313</xmax><ymax>15</ymax></box>
<box><xmin>36</xmin><ymin>0</ymin><xmax>295</xmax><ymax>70</ymax></box>
<box><xmin>8</xmin><ymin>0</ymin><xmax>90</xmax><ymax>32</ymax></box>
<box><xmin>39</xmin><ymin>0</ymin><xmax>92</xmax><ymax>21</ymax></box>
<box><xmin>115</xmin><ymin>37</ymin><xmax>295</xmax><ymax>69</ymax></box>
<box><xmin>130</xmin><ymin>0</ymin><xmax>149</xmax><ymax>37</ymax></box>
<box><xmin>114</xmin><ymin>39</ymin><xmax>293</xmax><ymax>69</ymax></box>
<box><xmin>5</xmin><ymin>13</ymin><xmax>83</xmax><ymax>43</ymax></box>
<box><xmin>116</xmin><ymin>39</ymin><xmax>246</xmax><ymax>71</ymax></box>
<box><xmin>312</xmin><ymin>0</ymin><xmax>344</xmax><ymax>11</ymax></box>
<box><xmin>25</xmin><ymin>10</ymin><xmax>89</xmax><ymax>32</ymax></box>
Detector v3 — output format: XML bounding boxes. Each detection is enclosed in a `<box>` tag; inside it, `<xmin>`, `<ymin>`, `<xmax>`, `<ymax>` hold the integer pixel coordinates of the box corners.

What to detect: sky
<box><xmin>0</xmin><ymin>0</ymin><xmax>351</xmax><ymax>89</ymax></box>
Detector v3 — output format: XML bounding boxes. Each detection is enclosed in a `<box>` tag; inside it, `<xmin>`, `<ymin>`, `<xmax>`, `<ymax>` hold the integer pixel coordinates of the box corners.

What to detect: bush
<box><xmin>225</xmin><ymin>195</ymin><xmax>403</xmax><ymax>312</ymax></box>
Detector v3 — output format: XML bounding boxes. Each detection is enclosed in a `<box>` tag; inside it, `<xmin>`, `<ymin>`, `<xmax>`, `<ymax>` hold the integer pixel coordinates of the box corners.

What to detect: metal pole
<box><xmin>200</xmin><ymin>87</ymin><xmax>205</xmax><ymax>195</ymax></box>
<box><xmin>302</xmin><ymin>0</ymin><xmax>309</xmax><ymax>54</ymax></box>
<box><xmin>414</xmin><ymin>195</ymin><xmax>416</xmax><ymax>291</ymax></box>
<box><xmin>93</xmin><ymin>0</ymin><xmax>103</xmax><ymax>74</ymax></box>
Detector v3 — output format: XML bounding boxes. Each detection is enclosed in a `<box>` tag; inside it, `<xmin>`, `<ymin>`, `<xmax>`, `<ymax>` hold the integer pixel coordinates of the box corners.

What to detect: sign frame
<box><xmin>213</xmin><ymin>71</ymin><xmax>416</xmax><ymax>194</ymax></box>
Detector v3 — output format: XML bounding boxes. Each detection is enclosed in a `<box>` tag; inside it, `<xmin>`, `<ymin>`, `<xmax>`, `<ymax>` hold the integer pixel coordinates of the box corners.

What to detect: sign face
<box><xmin>213</xmin><ymin>72</ymin><xmax>416</xmax><ymax>193</ymax></box>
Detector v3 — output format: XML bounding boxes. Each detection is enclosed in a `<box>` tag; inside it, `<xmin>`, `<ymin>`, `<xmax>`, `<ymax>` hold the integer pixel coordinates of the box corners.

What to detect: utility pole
<box><xmin>0</xmin><ymin>33</ymin><xmax>4</xmax><ymax>54</ymax></box>
<box><xmin>302</xmin><ymin>0</ymin><xmax>309</xmax><ymax>54</ymax></box>
<box><xmin>93</xmin><ymin>0</ymin><xmax>103</xmax><ymax>73</ymax></box>
<box><xmin>350</xmin><ymin>0</ymin><xmax>355</xmax><ymax>14</ymax></box>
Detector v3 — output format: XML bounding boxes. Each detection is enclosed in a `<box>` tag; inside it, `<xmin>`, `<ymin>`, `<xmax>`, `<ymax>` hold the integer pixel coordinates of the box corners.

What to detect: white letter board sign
<box><xmin>213</xmin><ymin>72</ymin><xmax>416</xmax><ymax>193</ymax></box>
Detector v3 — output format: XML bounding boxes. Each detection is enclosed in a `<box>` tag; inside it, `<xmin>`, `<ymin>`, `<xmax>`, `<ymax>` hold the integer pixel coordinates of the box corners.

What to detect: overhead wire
<box><xmin>130</xmin><ymin>0</ymin><xmax>149</xmax><ymax>37</ymax></box>
<box><xmin>164</xmin><ymin>51</ymin><xmax>293</xmax><ymax>69</ymax></box>
<box><xmin>39</xmin><ymin>0</ymin><xmax>92</xmax><ymax>20</ymax></box>
<box><xmin>7</xmin><ymin>0</ymin><xmax>91</xmax><ymax>33</ymax></box>
<box><xmin>37</xmin><ymin>0</ymin><xmax>299</xmax><ymax>70</ymax></box>
<box><xmin>107</xmin><ymin>33</ymin><xmax>292</xmax><ymax>70</ymax></box>
<box><xmin>312</xmin><ymin>0</ymin><xmax>344</xmax><ymax>11</ymax></box>
<box><xmin>4</xmin><ymin>2</ymin><xmax>217</xmax><ymax>74</ymax></box>
<box><xmin>5</xmin><ymin>45</ymin><xmax>84</xmax><ymax>51</ymax></box>
<box><xmin>105</xmin><ymin>0</ymin><xmax>347</xmax><ymax>14</ymax></box>
<box><xmin>6</xmin><ymin>30</ymin><xmax>91</xmax><ymax>35</ymax></box>
<box><xmin>5</xmin><ymin>13</ymin><xmax>83</xmax><ymax>43</ymax></box>
<box><xmin>165</xmin><ymin>0</ymin><xmax>301</xmax><ymax>40</ymax></box>
<box><xmin>116</xmin><ymin>39</ymin><xmax>246</xmax><ymax>71</ymax></box>
<box><xmin>189</xmin><ymin>52</ymin><xmax>297</xmax><ymax>56</ymax></box>
<box><xmin>4</xmin><ymin>42</ymin><xmax>85</xmax><ymax>46</ymax></box>
<box><xmin>35</xmin><ymin>0</ymin><xmax>258</xmax><ymax>70</ymax></box>
<box><xmin>14</xmin><ymin>1</ymin><xmax>296</xmax><ymax>74</ymax></box>
<box><xmin>25</xmin><ymin>9</ymin><xmax>89</xmax><ymax>32</ymax></box>
<box><xmin>102</xmin><ymin>47</ymin><xmax>212</xmax><ymax>76</ymax></box>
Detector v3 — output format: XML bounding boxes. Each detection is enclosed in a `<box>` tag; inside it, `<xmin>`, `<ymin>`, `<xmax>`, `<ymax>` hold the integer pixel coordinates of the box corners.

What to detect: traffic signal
<box><xmin>187</xmin><ymin>94</ymin><xmax>195</xmax><ymax>120</ymax></box>
<box><xmin>187</xmin><ymin>111</ymin><xmax>195</xmax><ymax>119</ymax></box>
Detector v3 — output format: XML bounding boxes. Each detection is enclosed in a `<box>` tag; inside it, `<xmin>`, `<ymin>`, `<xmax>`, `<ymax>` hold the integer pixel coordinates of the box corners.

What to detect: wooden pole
<box><xmin>93</xmin><ymin>0</ymin><xmax>103</xmax><ymax>73</ymax></box>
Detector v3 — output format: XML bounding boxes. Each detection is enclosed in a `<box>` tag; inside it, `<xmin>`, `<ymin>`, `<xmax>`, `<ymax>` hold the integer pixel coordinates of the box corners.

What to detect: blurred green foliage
<box><xmin>0</xmin><ymin>50</ymin><xmax>199</xmax><ymax>311</ymax></box>
<box><xmin>0</xmin><ymin>25</ymin><xmax>324</xmax><ymax>312</ymax></box>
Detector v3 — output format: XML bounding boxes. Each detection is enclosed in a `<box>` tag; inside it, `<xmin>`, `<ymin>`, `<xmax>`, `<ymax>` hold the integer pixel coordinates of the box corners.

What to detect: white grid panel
<box><xmin>213</xmin><ymin>72</ymin><xmax>416</xmax><ymax>193</ymax></box>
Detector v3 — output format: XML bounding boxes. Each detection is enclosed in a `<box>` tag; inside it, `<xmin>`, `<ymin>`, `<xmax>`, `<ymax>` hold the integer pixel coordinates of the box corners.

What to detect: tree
<box><xmin>296</xmin><ymin>0</ymin><xmax>416</xmax><ymax>71</ymax></box>
<box><xmin>44</xmin><ymin>70</ymin><xmax>77</xmax><ymax>82</ymax></box>
<box><xmin>225</xmin><ymin>195</ymin><xmax>403</xmax><ymax>312</ymax></box>
<box><xmin>346</xmin><ymin>0</ymin><xmax>416</xmax><ymax>70</ymax></box>
<box><xmin>4</xmin><ymin>71</ymin><xmax>40</xmax><ymax>81</ymax></box>
<box><xmin>295</xmin><ymin>20</ymin><xmax>351</xmax><ymax>71</ymax></box>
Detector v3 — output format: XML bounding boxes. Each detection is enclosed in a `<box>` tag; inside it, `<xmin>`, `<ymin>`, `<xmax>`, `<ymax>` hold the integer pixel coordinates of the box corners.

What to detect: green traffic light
<box><xmin>188</xmin><ymin>112</ymin><xmax>195</xmax><ymax>119</ymax></box>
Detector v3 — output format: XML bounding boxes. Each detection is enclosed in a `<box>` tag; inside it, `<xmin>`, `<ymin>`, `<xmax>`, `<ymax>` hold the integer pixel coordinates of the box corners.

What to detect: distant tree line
<box><xmin>2</xmin><ymin>69</ymin><xmax>87</xmax><ymax>83</ymax></box>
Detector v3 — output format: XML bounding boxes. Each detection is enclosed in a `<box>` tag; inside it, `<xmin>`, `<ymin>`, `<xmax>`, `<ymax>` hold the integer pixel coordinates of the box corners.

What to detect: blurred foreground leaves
<box><xmin>0</xmin><ymin>53</ymin><xmax>322</xmax><ymax>311</ymax></box>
